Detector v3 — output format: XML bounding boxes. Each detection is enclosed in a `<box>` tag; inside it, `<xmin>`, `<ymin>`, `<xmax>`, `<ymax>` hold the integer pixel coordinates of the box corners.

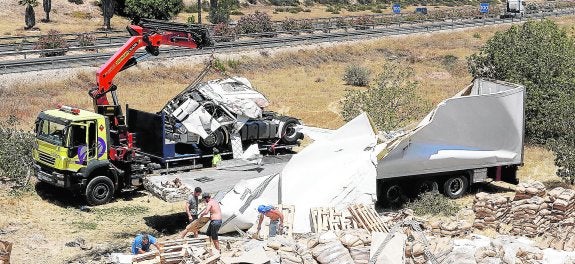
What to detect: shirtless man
<box><xmin>200</xmin><ymin>192</ymin><xmax>222</xmax><ymax>252</ymax></box>
<box><xmin>256</xmin><ymin>205</ymin><xmax>284</xmax><ymax>237</ymax></box>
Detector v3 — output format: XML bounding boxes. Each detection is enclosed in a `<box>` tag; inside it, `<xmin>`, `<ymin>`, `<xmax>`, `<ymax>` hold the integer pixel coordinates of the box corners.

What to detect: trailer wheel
<box><xmin>415</xmin><ymin>180</ymin><xmax>439</xmax><ymax>195</ymax></box>
<box><xmin>443</xmin><ymin>175</ymin><xmax>468</xmax><ymax>199</ymax></box>
<box><xmin>280</xmin><ymin>118</ymin><xmax>301</xmax><ymax>144</ymax></box>
<box><xmin>85</xmin><ymin>176</ymin><xmax>115</xmax><ymax>206</ymax></box>
<box><xmin>382</xmin><ymin>184</ymin><xmax>405</xmax><ymax>206</ymax></box>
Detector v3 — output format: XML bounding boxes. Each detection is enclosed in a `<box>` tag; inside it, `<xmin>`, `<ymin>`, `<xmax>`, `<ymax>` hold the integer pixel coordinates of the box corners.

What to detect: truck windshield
<box><xmin>37</xmin><ymin>119</ymin><xmax>68</xmax><ymax>147</ymax></box>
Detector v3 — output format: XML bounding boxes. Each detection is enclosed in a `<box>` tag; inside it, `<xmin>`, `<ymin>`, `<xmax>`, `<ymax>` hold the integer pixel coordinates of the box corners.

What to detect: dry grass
<box><xmin>0</xmin><ymin>0</ymin><xmax>130</xmax><ymax>36</ymax></box>
<box><xmin>0</xmin><ymin>185</ymin><xmax>183</xmax><ymax>263</ymax></box>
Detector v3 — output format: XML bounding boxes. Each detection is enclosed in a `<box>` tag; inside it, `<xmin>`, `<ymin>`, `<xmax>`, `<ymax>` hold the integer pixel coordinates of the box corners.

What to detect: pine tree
<box><xmin>43</xmin><ymin>0</ymin><xmax>51</xmax><ymax>22</ymax></box>
<box><xmin>18</xmin><ymin>0</ymin><xmax>39</xmax><ymax>30</ymax></box>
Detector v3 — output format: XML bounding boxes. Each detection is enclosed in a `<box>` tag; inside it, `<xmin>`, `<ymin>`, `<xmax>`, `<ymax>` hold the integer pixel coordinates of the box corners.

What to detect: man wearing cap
<box><xmin>131</xmin><ymin>234</ymin><xmax>161</xmax><ymax>255</ymax></box>
<box><xmin>200</xmin><ymin>192</ymin><xmax>222</xmax><ymax>252</ymax></box>
<box><xmin>256</xmin><ymin>205</ymin><xmax>284</xmax><ymax>237</ymax></box>
<box><xmin>180</xmin><ymin>187</ymin><xmax>202</xmax><ymax>238</ymax></box>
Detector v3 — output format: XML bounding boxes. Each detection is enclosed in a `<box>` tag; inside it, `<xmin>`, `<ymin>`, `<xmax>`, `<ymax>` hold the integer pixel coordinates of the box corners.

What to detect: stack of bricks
<box><xmin>509</xmin><ymin>181</ymin><xmax>549</xmax><ymax>237</ymax></box>
<box><xmin>429</xmin><ymin>220</ymin><xmax>473</xmax><ymax>237</ymax></box>
<box><xmin>472</xmin><ymin>192</ymin><xmax>510</xmax><ymax>230</ymax></box>
<box><xmin>546</xmin><ymin>187</ymin><xmax>575</xmax><ymax>224</ymax></box>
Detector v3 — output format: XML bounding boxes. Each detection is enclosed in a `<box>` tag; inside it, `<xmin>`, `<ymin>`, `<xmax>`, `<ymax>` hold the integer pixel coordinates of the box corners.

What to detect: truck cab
<box><xmin>32</xmin><ymin>105</ymin><xmax>116</xmax><ymax>205</ymax></box>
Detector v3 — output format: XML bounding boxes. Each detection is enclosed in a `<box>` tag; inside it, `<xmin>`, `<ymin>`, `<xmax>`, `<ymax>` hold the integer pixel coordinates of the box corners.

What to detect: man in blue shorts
<box><xmin>131</xmin><ymin>234</ymin><xmax>161</xmax><ymax>255</ymax></box>
<box><xmin>200</xmin><ymin>193</ymin><xmax>222</xmax><ymax>252</ymax></box>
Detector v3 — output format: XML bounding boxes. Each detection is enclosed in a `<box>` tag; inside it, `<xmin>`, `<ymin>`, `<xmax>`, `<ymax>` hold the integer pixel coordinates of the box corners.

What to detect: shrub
<box><xmin>124</xmin><ymin>0</ymin><xmax>184</xmax><ymax>20</ymax></box>
<box><xmin>68</xmin><ymin>0</ymin><xmax>83</xmax><ymax>4</ymax></box>
<box><xmin>77</xmin><ymin>33</ymin><xmax>96</xmax><ymax>47</ymax></box>
<box><xmin>36</xmin><ymin>29</ymin><xmax>69</xmax><ymax>57</ymax></box>
<box><xmin>213</xmin><ymin>22</ymin><xmax>235</xmax><ymax>42</ymax></box>
<box><xmin>353</xmin><ymin>15</ymin><xmax>374</xmax><ymax>29</ymax></box>
<box><xmin>187</xmin><ymin>15</ymin><xmax>196</xmax><ymax>24</ymax></box>
<box><xmin>472</xmin><ymin>32</ymin><xmax>481</xmax><ymax>38</ymax></box>
<box><xmin>236</xmin><ymin>11</ymin><xmax>274</xmax><ymax>35</ymax></box>
<box><xmin>441</xmin><ymin>54</ymin><xmax>458</xmax><ymax>71</ymax></box>
<box><xmin>405</xmin><ymin>191</ymin><xmax>460</xmax><ymax>216</ymax></box>
<box><xmin>343</xmin><ymin>65</ymin><xmax>370</xmax><ymax>86</ymax></box>
<box><xmin>341</xmin><ymin>63</ymin><xmax>428</xmax><ymax>131</ymax></box>
<box><xmin>230</xmin><ymin>10</ymin><xmax>244</xmax><ymax>15</ymax></box>
<box><xmin>0</xmin><ymin>117</ymin><xmax>34</xmax><ymax>186</ymax></box>
<box><xmin>269</xmin><ymin>0</ymin><xmax>299</xmax><ymax>5</ymax></box>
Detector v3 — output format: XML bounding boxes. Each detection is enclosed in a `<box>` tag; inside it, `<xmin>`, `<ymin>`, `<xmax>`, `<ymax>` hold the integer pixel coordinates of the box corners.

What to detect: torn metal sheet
<box><xmin>281</xmin><ymin>113</ymin><xmax>378</xmax><ymax>233</ymax></box>
<box><xmin>370</xmin><ymin>232</ymin><xmax>407</xmax><ymax>264</ymax></box>
<box><xmin>377</xmin><ymin>78</ymin><xmax>525</xmax><ymax>179</ymax></box>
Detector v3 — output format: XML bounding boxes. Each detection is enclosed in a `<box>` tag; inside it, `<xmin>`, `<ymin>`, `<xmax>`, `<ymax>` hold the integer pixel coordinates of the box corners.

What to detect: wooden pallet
<box><xmin>310</xmin><ymin>207</ymin><xmax>358</xmax><ymax>233</ymax></box>
<box><xmin>132</xmin><ymin>237</ymin><xmax>217</xmax><ymax>264</ymax></box>
<box><xmin>347</xmin><ymin>204</ymin><xmax>388</xmax><ymax>233</ymax></box>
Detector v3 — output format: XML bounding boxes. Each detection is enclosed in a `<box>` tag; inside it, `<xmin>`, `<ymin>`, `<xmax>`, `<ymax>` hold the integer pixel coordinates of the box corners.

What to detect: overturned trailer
<box><xmin>376</xmin><ymin>78</ymin><xmax>525</xmax><ymax>203</ymax></box>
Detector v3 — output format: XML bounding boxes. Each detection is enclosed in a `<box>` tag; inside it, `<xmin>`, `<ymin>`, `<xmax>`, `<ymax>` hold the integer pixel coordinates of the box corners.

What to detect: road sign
<box><xmin>393</xmin><ymin>4</ymin><xmax>401</xmax><ymax>14</ymax></box>
<box><xmin>480</xmin><ymin>3</ymin><xmax>490</xmax><ymax>13</ymax></box>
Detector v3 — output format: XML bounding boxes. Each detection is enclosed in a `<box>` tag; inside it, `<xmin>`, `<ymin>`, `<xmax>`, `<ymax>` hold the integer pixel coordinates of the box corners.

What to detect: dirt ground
<box><xmin>0</xmin><ymin>14</ymin><xmax>574</xmax><ymax>264</ymax></box>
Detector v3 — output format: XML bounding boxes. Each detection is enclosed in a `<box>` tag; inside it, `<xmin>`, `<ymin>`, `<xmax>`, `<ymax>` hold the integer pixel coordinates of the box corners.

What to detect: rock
<box><xmin>268</xmin><ymin>241</ymin><xmax>282</xmax><ymax>250</ymax></box>
<box><xmin>66</xmin><ymin>237</ymin><xmax>86</xmax><ymax>248</ymax></box>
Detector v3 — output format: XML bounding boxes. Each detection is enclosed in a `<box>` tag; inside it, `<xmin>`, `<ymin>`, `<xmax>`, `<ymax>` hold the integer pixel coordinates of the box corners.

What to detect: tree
<box><xmin>340</xmin><ymin>62</ymin><xmax>428</xmax><ymax>132</ymax></box>
<box><xmin>42</xmin><ymin>0</ymin><xmax>51</xmax><ymax>22</ymax></box>
<box><xmin>19</xmin><ymin>0</ymin><xmax>38</xmax><ymax>30</ymax></box>
<box><xmin>468</xmin><ymin>19</ymin><xmax>575</xmax><ymax>181</ymax></box>
<box><xmin>124</xmin><ymin>0</ymin><xmax>184</xmax><ymax>20</ymax></box>
<box><xmin>101</xmin><ymin>0</ymin><xmax>114</xmax><ymax>30</ymax></box>
<box><xmin>236</xmin><ymin>11</ymin><xmax>274</xmax><ymax>35</ymax></box>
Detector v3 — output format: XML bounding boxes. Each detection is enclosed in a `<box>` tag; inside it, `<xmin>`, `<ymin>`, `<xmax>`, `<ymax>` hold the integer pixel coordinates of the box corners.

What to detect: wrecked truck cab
<box><xmin>376</xmin><ymin>78</ymin><xmax>525</xmax><ymax>204</ymax></box>
<box><xmin>127</xmin><ymin>76</ymin><xmax>303</xmax><ymax>168</ymax></box>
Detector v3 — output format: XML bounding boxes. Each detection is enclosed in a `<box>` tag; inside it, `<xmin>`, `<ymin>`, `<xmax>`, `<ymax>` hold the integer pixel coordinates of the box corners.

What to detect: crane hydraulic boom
<box><xmin>88</xmin><ymin>18</ymin><xmax>213</xmax><ymax>161</ymax></box>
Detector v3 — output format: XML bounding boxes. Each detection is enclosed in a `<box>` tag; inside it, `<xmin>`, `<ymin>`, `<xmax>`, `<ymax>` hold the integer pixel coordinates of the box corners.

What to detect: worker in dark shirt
<box><xmin>180</xmin><ymin>187</ymin><xmax>202</xmax><ymax>238</ymax></box>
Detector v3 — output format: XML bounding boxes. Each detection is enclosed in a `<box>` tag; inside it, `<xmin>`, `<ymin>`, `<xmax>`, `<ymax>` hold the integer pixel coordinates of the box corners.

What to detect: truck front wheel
<box><xmin>382</xmin><ymin>183</ymin><xmax>405</xmax><ymax>207</ymax></box>
<box><xmin>443</xmin><ymin>175</ymin><xmax>468</xmax><ymax>199</ymax></box>
<box><xmin>85</xmin><ymin>176</ymin><xmax>115</xmax><ymax>206</ymax></box>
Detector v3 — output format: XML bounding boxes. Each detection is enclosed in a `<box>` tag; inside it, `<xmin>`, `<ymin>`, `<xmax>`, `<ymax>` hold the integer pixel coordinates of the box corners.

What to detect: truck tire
<box><xmin>85</xmin><ymin>176</ymin><xmax>115</xmax><ymax>206</ymax></box>
<box><xmin>415</xmin><ymin>180</ymin><xmax>439</xmax><ymax>195</ymax></box>
<box><xmin>280</xmin><ymin>118</ymin><xmax>300</xmax><ymax>144</ymax></box>
<box><xmin>200</xmin><ymin>127</ymin><xmax>229</xmax><ymax>149</ymax></box>
<box><xmin>443</xmin><ymin>175</ymin><xmax>468</xmax><ymax>199</ymax></box>
<box><xmin>382</xmin><ymin>183</ymin><xmax>405</xmax><ymax>207</ymax></box>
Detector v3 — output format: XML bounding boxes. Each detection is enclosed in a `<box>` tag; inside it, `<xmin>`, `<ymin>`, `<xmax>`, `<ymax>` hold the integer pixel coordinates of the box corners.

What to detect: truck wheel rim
<box><xmin>284</xmin><ymin>123</ymin><xmax>297</xmax><ymax>139</ymax></box>
<box><xmin>449</xmin><ymin>178</ymin><xmax>463</xmax><ymax>195</ymax></box>
<box><xmin>93</xmin><ymin>184</ymin><xmax>109</xmax><ymax>200</ymax></box>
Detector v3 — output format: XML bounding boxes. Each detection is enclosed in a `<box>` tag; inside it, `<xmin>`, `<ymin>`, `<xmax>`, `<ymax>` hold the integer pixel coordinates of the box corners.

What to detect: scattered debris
<box><xmin>429</xmin><ymin>220</ymin><xmax>473</xmax><ymax>237</ymax></box>
<box><xmin>144</xmin><ymin>177</ymin><xmax>192</xmax><ymax>203</ymax></box>
<box><xmin>65</xmin><ymin>237</ymin><xmax>92</xmax><ymax>250</ymax></box>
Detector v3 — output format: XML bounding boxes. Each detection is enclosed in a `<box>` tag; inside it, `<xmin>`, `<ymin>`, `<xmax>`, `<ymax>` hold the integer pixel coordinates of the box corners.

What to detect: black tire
<box><xmin>85</xmin><ymin>176</ymin><xmax>114</xmax><ymax>206</ymax></box>
<box><xmin>280</xmin><ymin>118</ymin><xmax>301</xmax><ymax>144</ymax></box>
<box><xmin>443</xmin><ymin>175</ymin><xmax>469</xmax><ymax>199</ymax></box>
<box><xmin>415</xmin><ymin>179</ymin><xmax>439</xmax><ymax>195</ymax></box>
<box><xmin>382</xmin><ymin>183</ymin><xmax>406</xmax><ymax>207</ymax></box>
<box><xmin>200</xmin><ymin>127</ymin><xmax>229</xmax><ymax>149</ymax></box>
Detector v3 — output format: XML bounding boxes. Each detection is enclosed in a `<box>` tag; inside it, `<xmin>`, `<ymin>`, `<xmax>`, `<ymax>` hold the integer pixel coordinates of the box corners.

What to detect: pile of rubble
<box><xmin>472</xmin><ymin>192</ymin><xmax>510</xmax><ymax>231</ymax></box>
<box><xmin>472</xmin><ymin>236</ymin><xmax>544</xmax><ymax>263</ymax></box>
<box><xmin>429</xmin><ymin>220</ymin><xmax>473</xmax><ymax>237</ymax></box>
<box><xmin>143</xmin><ymin>178</ymin><xmax>192</xmax><ymax>203</ymax></box>
<box><xmin>509</xmin><ymin>182</ymin><xmax>549</xmax><ymax>237</ymax></box>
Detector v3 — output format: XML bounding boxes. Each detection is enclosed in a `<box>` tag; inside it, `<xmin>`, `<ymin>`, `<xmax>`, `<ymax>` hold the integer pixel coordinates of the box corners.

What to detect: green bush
<box><xmin>405</xmin><ymin>191</ymin><xmax>460</xmax><ymax>216</ymax></box>
<box><xmin>124</xmin><ymin>0</ymin><xmax>184</xmax><ymax>20</ymax></box>
<box><xmin>468</xmin><ymin>20</ymin><xmax>575</xmax><ymax>181</ymax></box>
<box><xmin>441</xmin><ymin>54</ymin><xmax>458</xmax><ymax>71</ymax></box>
<box><xmin>35</xmin><ymin>29</ymin><xmax>69</xmax><ymax>57</ymax></box>
<box><xmin>343</xmin><ymin>65</ymin><xmax>370</xmax><ymax>86</ymax></box>
<box><xmin>236</xmin><ymin>11</ymin><xmax>274</xmax><ymax>35</ymax></box>
<box><xmin>213</xmin><ymin>22</ymin><xmax>235</xmax><ymax>42</ymax></box>
<box><xmin>77</xmin><ymin>33</ymin><xmax>96</xmax><ymax>47</ymax></box>
<box><xmin>0</xmin><ymin>117</ymin><xmax>34</xmax><ymax>185</ymax></box>
<box><xmin>269</xmin><ymin>0</ymin><xmax>299</xmax><ymax>6</ymax></box>
<box><xmin>341</xmin><ymin>63</ymin><xmax>427</xmax><ymax>131</ymax></box>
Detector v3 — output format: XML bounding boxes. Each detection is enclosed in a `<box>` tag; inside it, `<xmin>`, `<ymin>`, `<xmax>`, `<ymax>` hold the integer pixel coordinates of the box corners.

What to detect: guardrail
<box><xmin>1</xmin><ymin>8</ymin><xmax>574</xmax><ymax>74</ymax></box>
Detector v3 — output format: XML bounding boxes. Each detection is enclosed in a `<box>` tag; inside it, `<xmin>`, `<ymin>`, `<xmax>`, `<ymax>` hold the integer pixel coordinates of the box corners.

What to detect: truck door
<box><xmin>69</xmin><ymin>121</ymin><xmax>97</xmax><ymax>165</ymax></box>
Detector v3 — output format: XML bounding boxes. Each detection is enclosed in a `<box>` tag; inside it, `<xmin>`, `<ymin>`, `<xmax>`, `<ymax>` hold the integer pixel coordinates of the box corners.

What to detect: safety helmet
<box><xmin>258</xmin><ymin>205</ymin><xmax>272</xmax><ymax>213</ymax></box>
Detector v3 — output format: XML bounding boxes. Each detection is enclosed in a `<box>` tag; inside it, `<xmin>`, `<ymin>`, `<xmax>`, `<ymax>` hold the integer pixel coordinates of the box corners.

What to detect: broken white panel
<box><xmin>202</xmin><ymin>173</ymin><xmax>280</xmax><ymax>234</ymax></box>
<box><xmin>370</xmin><ymin>232</ymin><xmax>407</xmax><ymax>264</ymax></box>
<box><xmin>197</xmin><ymin>77</ymin><xmax>269</xmax><ymax>118</ymax></box>
<box><xmin>295</xmin><ymin>125</ymin><xmax>334</xmax><ymax>141</ymax></box>
<box><xmin>178</xmin><ymin>105</ymin><xmax>222</xmax><ymax>139</ymax></box>
<box><xmin>230</xmin><ymin>132</ymin><xmax>244</xmax><ymax>159</ymax></box>
<box><xmin>242</xmin><ymin>144</ymin><xmax>263</xmax><ymax>165</ymax></box>
<box><xmin>281</xmin><ymin>113</ymin><xmax>378</xmax><ymax>233</ymax></box>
